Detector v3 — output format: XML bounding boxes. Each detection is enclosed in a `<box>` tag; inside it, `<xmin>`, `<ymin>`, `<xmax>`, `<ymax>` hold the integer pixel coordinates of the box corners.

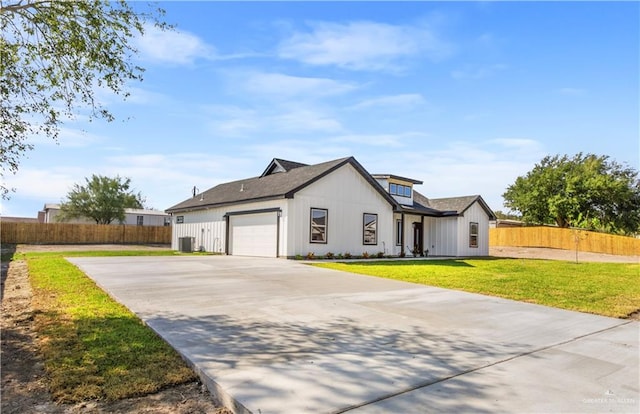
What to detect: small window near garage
<box><xmin>396</xmin><ymin>219</ymin><xmax>402</xmax><ymax>246</ymax></box>
<box><xmin>469</xmin><ymin>222</ymin><xmax>479</xmax><ymax>248</ymax></box>
<box><xmin>363</xmin><ymin>213</ymin><xmax>377</xmax><ymax>245</ymax></box>
<box><xmin>176</xmin><ymin>215</ymin><xmax>184</xmax><ymax>224</ymax></box>
<box><xmin>310</xmin><ymin>208</ymin><xmax>328</xmax><ymax>243</ymax></box>
<box><xmin>136</xmin><ymin>215</ymin><xmax>144</xmax><ymax>226</ymax></box>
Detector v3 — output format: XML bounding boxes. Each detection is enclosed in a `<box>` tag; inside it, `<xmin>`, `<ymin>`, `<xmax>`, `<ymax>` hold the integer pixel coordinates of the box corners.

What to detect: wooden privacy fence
<box><xmin>489</xmin><ymin>226</ymin><xmax>640</xmax><ymax>257</ymax></box>
<box><xmin>1</xmin><ymin>222</ymin><xmax>171</xmax><ymax>245</ymax></box>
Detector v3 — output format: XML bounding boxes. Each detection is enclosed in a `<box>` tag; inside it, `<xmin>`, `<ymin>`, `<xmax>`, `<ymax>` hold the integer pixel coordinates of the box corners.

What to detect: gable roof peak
<box><xmin>261</xmin><ymin>158</ymin><xmax>309</xmax><ymax>177</ymax></box>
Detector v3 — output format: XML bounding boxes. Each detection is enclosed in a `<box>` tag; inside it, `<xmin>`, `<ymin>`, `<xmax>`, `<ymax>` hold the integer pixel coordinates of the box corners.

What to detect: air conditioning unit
<box><xmin>178</xmin><ymin>237</ymin><xmax>195</xmax><ymax>253</ymax></box>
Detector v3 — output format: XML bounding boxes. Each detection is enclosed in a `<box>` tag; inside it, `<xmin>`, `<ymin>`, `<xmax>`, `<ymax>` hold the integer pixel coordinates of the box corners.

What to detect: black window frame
<box><xmin>469</xmin><ymin>222</ymin><xmax>479</xmax><ymax>248</ymax></box>
<box><xmin>176</xmin><ymin>215</ymin><xmax>184</xmax><ymax>224</ymax></box>
<box><xmin>389</xmin><ymin>183</ymin><xmax>412</xmax><ymax>198</ymax></box>
<box><xmin>363</xmin><ymin>213</ymin><xmax>378</xmax><ymax>245</ymax></box>
<box><xmin>136</xmin><ymin>215</ymin><xmax>144</xmax><ymax>226</ymax></box>
<box><xmin>310</xmin><ymin>208</ymin><xmax>328</xmax><ymax>244</ymax></box>
<box><xmin>396</xmin><ymin>219</ymin><xmax>402</xmax><ymax>246</ymax></box>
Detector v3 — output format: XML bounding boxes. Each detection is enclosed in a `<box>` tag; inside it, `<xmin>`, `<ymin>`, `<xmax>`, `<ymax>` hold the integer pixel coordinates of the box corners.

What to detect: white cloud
<box><xmin>451</xmin><ymin>63</ymin><xmax>507</xmax><ymax>80</ymax></box>
<box><xmin>242</xmin><ymin>140</ymin><xmax>350</xmax><ymax>165</ymax></box>
<box><xmin>349</xmin><ymin>94</ymin><xmax>426</xmax><ymax>110</ymax></box>
<box><xmin>329</xmin><ymin>132</ymin><xmax>429</xmax><ymax>147</ymax></box>
<box><xmin>28</xmin><ymin>126</ymin><xmax>104</xmax><ymax>148</ymax></box>
<box><xmin>489</xmin><ymin>138</ymin><xmax>542</xmax><ymax>152</ymax></box>
<box><xmin>278</xmin><ymin>21</ymin><xmax>452</xmax><ymax>71</ymax></box>
<box><xmin>4</xmin><ymin>167</ymin><xmax>83</xmax><ymax>201</ymax></box>
<box><xmin>103</xmin><ymin>153</ymin><xmax>257</xmax><ymax>209</ymax></box>
<box><xmin>123</xmin><ymin>86</ymin><xmax>170</xmax><ymax>105</ymax></box>
<box><xmin>244</xmin><ymin>72</ymin><xmax>357</xmax><ymax>98</ymax></box>
<box><xmin>135</xmin><ymin>25</ymin><xmax>214</xmax><ymax>65</ymax></box>
<box><xmin>273</xmin><ymin>110</ymin><xmax>343</xmax><ymax>133</ymax></box>
<box><xmin>204</xmin><ymin>104</ymin><xmax>343</xmax><ymax>137</ymax></box>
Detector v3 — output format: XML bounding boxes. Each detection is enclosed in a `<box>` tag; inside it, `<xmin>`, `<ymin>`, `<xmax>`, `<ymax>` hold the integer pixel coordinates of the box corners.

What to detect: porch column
<box><xmin>400</xmin><ymin>213</ymin><xmax>405</xmax><ymax>256</ymax></box>
<box><xmin>420</xmin><ymin>215</ymin><xmax>425</xmax><ymax>256</ymax></box>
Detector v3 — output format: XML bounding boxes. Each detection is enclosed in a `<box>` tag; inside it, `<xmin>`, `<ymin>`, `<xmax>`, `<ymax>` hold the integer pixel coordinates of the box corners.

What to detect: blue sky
<box><xmin>3</xmin><ymin>1</ymin><xmax>639</xmax><ymax>218</ymax></box>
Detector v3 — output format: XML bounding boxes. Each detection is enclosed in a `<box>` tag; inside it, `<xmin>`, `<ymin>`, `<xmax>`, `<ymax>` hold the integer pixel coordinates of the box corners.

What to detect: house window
<box><xmin>363</xmin><ymin>213</ymin><xmax>377</xmax><ymax>245</ymax></box>
<box><xmin>136</xmin><ymin>215</ymin><xmax>144</xmax><ymax>226</ymax></box>
<box><xmin>469</xmin><ymin>222</ymin><xmax>478</xmax><ymax>248</ymax></box>
<box><xmin>396</xmin><ymin>219</ymin><xmax>402</xmax><ymax>246</ymax></box>
<box><xmin>389</xmin><ymin>183</ymin><xmax>412</xmax><ymax>198</ymax></box>
<box><xmin>176</xmin><ymin>216</ymin><xmax>184</xmax><ymax>224</ymax></box>
<box><xmin>310</xmin><ymin>208</ymin><xmax>328</xmax><ymax>243</ymax></box>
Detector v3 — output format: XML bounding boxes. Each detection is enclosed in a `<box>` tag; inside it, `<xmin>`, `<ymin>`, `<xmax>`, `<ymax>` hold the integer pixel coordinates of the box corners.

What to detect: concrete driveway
<box><xmin>68</xmin><ymin>256</ymin><xmax>639</xmax><ymax>414</ymax></box>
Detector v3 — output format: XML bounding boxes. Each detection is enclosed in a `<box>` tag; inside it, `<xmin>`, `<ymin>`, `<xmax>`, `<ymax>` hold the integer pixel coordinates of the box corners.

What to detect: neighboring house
<box><xmin>1</xmin><ymin>216</ymin><xmax>39</xmax><ymax>223</ymax></box>
<box><xmin>489</xmin><ymin>219</ymin><xmax>526</xmax><ymax>228</ymax></box>
<box><xmin>39</xmin><ymin>204</ymin><xmax>170</xmax><ymax>226</ymax></box>
<box><xmin>166</xmin><ymin>157</ymin><xmax>496</xmax><ymax>258</ymax></box>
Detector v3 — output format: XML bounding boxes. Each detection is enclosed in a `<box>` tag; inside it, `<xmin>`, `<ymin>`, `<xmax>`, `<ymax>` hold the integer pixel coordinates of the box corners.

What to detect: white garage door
<box><xmin>230</xmin><ymin>213</ymin><xmax>278</xmax><ymax>257</ymax></box>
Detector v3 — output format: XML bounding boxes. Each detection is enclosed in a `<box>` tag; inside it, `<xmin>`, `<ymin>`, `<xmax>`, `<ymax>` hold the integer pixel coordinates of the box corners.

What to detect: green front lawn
<box><xmin>315</xmin><ymin>258</ymin><xmax>640</xmax><ymax>318</ymax></box>
<box><xmin>20</xmin><ymin>250</ymin><xmax>195</xmax><ymax>403</ymax></box>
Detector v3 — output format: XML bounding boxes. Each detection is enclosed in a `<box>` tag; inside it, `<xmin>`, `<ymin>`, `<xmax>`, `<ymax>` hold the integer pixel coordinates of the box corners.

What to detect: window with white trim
<box><xmin>310</xmin><ymin>208</ymin><xmax>328</xmax><ymax>243</ymax></box>
<box><xmin>469</xmin><ymin>222</ymin><xmax>478</xmax><ymax>248</ymax></box>
<box><xmin>363</xmin><ymin>213</ymin><xmax>377</xmax><ymax>245</ymax></box>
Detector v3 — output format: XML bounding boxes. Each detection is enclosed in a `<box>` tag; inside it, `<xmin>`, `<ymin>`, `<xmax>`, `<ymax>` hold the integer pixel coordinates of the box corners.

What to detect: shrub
<box><xmin>326</xmin><ymin>252</ymin><xmax>335</xmax><ymax>259</ymax></box>
<box><xmin>336</xmin><ymin>253</ymin><xmax>344</xmax><ymax>259</ymax></box>
<box><xmin>376</xmin><ymin>251</ymin><xmax>385</xmax><ymax>258</ymax></box>
<box><xmin>362</xmin><ymin>251</ymin><xmax>370</xmax><ymax>259</ymax></box>
<box><xmin>344</xmin><ymin>252</ymin><xmax>352</xmax><ymax>259</ymax></box>
<box><xmin>306</xmin><ymin>252</ymin><xmax>315</xmax><ymax>260</ymax></box>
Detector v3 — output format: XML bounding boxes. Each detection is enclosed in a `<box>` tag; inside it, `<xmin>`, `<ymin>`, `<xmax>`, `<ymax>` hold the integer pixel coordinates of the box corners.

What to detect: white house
<box><xmin>39</xmin><ymin>203</ymin><xmax>170</xmax><ymax>226</ymax></box>
<box><xmin>166</xmin><ymin>157</ymin><xmax>496</xmax><ymax>257</ymax></box>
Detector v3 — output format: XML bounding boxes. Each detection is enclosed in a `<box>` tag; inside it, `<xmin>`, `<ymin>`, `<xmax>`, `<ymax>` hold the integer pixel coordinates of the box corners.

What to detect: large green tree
<box><xmin>1</xmin><ymin>0</ymin><xmax>168</xmax><ymax>198</ymax></box>
<box><xmin>503</xmin><ymin>153</ymin><xmax>640</xmax><ymax>235</ymax></box>
<box><xmin>58</xmin><ymin>175</ymin><xmax>144</xmax><ymax>224</ymax></box>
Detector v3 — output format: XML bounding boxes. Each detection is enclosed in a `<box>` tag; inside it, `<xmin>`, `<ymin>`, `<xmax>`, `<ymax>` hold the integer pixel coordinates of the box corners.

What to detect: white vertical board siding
<box><xmin>171</xmin><ymin>199</ymin><xmax>287</xmax><ymax>254</ymax></box>
<box><xmin>287</xmin><ymin>164</ymin><xmax>393</xmax><ymax>257</ymax></box>
<box><xmin>456</xmin><ymin>202</ymin><xmax>491</xmax><ymax>256</ymax></box>
<box><xmin>424</xmin><ymin>216</ymin><xmax>458</xmax><ymax>256</ymax></box>
<box><xmin>171</xmin><ymin>208</ymin><xmax>226</xmax><ymax>252</ymax></box>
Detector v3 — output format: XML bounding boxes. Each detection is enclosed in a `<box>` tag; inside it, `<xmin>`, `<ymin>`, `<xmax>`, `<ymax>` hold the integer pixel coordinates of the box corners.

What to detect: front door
<box><xmin>412</xmin><ymin>222</ymin><xmax>423</xmax><ymax>256</ymax></box>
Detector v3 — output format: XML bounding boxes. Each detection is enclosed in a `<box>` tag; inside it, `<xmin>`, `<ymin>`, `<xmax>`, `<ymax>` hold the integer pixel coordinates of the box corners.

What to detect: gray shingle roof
<box><xmin>410</xmin><ymin>191</ymin><xmax>496</xmax><ymax>219</ymax></box>
<box><xmin>166</xmin><ymin>156</ymin><xmax>495</xmax><ymax>220</ymax></box>
<box><xmin>166</xmin><ymin>157</ymin><xmax>396</xmax><ymax>213</ymax></box>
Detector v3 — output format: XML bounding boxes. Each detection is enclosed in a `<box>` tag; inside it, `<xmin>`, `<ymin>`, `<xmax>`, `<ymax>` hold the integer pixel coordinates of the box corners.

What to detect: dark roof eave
<box><xmin>166</xmin><ymin>194</ymin><xmax>287</xmax><ymax>214</ymax></box>
<box><xmin>394</xmin><ymin>205</ymin><xmax>459</xmax><ymax>217</ymax></box>
<box><xmin>371</xmin><ymin>174</ymin><xmax>423</xmax><ymax>185</ymax></box>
